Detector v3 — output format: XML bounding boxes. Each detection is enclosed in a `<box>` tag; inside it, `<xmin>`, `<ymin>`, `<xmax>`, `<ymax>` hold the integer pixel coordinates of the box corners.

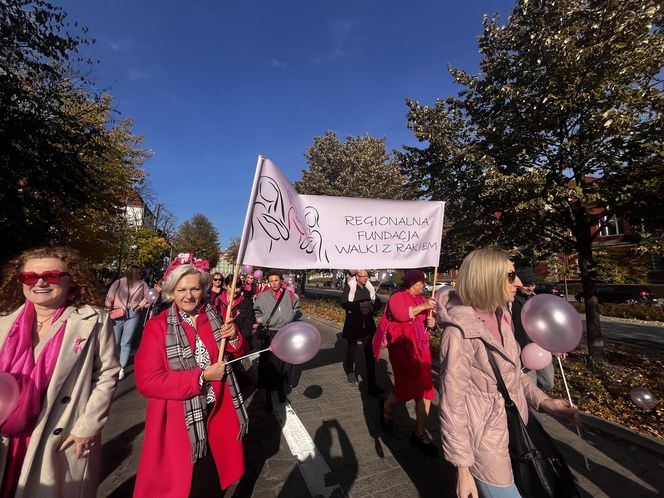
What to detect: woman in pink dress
<box><xmin>379</xmin><ymin>270</ymin><xmax>437</xmax><ymax>457</ymax></box>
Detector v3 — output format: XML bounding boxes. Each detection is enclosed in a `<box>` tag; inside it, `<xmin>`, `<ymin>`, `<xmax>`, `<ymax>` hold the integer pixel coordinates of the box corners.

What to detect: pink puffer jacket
<box><xmin>436</xmin><ymin>287</ymin><xmax>549</xmax><ymax>486</ymax></box>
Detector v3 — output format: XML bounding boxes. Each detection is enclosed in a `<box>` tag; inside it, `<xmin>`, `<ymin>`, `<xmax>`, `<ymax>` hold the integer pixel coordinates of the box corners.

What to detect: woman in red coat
<box><xmin>134</xmin><ymin>255</ymin><xmax>248</xmax><ymax>498</ymax></box>
<box><xmin>379</xmin><ymin>270</ymin><xmax>437</xmax><ymax>457</ymax></box>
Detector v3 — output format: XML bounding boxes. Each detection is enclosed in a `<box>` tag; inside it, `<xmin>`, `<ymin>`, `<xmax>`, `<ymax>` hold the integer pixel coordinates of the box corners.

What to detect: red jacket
<box><xmin>133</xmin><ymin>308</ymin><xmax>248</xmax><ymax>497</ymax></box>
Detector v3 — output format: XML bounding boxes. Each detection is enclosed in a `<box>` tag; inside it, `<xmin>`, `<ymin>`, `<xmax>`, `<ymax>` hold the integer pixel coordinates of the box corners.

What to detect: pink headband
<box><xmin>163</xmin><ymin>252</ymin><xmax>210</xmax><ymax>280</ymax></box>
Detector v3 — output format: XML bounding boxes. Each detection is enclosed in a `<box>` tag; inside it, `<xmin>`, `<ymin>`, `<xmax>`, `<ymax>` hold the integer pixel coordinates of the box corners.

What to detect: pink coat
<box><xmin>133</xmin><ymin>310</ymin><xmax>247</xmax><ymax>497</ymax></box>
<box><xmin>436</xmin><ymin>288</ymin><xmax>549</xmax><ymax>486</ymax></box>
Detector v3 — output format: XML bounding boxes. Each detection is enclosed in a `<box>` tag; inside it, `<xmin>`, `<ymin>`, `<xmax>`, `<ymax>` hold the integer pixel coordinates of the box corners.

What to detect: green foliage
<box><xmin>123</xmin><ymin>226</ymin><xmax>170</xmax><ymax>271</ymax></box>
<box><xmin>225</xmin><ymin>237</ymin><xmax>240</xmax><ymax>266</ymax></box>
<box><xmin>400</xmin><ymin>0</ymin><xmax>664</xmax><ymax>358</ymax></box>
<box><xmin>594</xmin><ymin>250</ymin><xmax>647</xmax><ymax>284</ymax></box>
<box><xmin>571</xmin><ymin>302</ymin><xmax>664</xmax><ymax>322</ymax></box>
<box><xmin>0</xmin><ymin>0</ymin><xmax>149</xmax><ymax>263</ymax></box>
<box><xmin>403</xmin><ymin>0</ymin><xmax>664</xmax><ymax>263</ymax></box>
<box><xmin>172</xmin><ymin>214</ymin><xmax>220</xmax><ymax>267</ymax></box>
<box><xmin>295</xmin><ymin>131</ymin><xmax>408</xmax><ymax>199</ymax></box>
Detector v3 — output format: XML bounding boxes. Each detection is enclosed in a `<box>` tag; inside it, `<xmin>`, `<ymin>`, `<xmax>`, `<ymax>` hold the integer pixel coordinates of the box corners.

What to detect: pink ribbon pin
<box><xmin>74</xmin><ymin>337</ymin><xmax>84</xmax><ymax>354</ymax></box>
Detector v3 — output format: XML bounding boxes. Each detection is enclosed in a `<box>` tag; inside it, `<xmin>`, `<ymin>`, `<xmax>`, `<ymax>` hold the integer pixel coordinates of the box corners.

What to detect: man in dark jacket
<box><xmin>511</xmin><ymin>267</ymin><xmax>554</xmax><ymax>391</ymax></box>
<box><xmin>341</xmin><ymin>270</ymin><xmax>382</xmax><ymax>396</ymax></box>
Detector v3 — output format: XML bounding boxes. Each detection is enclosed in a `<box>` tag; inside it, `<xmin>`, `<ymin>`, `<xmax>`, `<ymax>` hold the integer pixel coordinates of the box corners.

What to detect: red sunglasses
<box><xmin>18</xmin><ymin>270</ymin><xmax>71</xmax><ymax>285</ymax></box>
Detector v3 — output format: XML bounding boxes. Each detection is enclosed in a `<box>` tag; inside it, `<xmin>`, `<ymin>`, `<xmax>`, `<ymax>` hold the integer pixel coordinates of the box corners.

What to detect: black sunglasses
<box><xmin>212</xmin><ymin>278</ymin><xmax>223</xmax><ymax>282</ymax></box>
<box><xmin>507</xmin><ymin>271</ymin><xmax>517</xmax><ymax>283</ymax></box>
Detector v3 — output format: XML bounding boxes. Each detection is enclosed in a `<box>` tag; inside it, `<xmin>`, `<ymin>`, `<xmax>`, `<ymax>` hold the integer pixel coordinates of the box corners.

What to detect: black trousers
<box><xmin>189</xmin><ymin>442</ymin><xmax>225</xmax><ymax>498</ymax></box>
<box><xmin>344</xmin><ymin>333</ymin><xmax>376</xmax><ymax>386</ymax></box>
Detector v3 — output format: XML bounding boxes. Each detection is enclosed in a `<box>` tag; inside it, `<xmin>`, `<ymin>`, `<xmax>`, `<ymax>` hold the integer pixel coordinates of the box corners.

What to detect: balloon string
<box><xmin>142</xmin><ymin>304</ymin><xmax>153</xmax><ymax>328</ymax></box>
<box><xmin>224</xmin><ymin>347</ymin><xmax>270</xmax><ymax>365</ymax></box>
<box><xmin>557</xmin><ymin>355</ymin><xmax>591</xmax><ymax>471</ymax></box>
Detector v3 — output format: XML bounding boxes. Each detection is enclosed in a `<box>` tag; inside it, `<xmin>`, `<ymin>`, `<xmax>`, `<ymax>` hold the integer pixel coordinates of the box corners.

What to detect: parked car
<box><xmin>574</xmin><ymin>285</ymin><xmax>658</xmax><ymax>305</ymax></box>
<box><xmin>424</xmin><ymin>282</ymin><xmax>451</xmax><ymax>293</ymax></box>
<box><xmin>534</xmin><ymin>283</ymin><xmax>566</xmax><ymax>298</ymax></box>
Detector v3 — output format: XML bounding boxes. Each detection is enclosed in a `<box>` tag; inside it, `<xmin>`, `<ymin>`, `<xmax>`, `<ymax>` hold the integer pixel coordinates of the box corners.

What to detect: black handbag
<box><xmin>485</xmin><ymin>344</ymin><xmax>580</xmax><ymax>498</ymax></box>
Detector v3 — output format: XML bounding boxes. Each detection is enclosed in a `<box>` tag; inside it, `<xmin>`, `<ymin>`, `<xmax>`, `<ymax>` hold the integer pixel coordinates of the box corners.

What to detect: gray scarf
<box><xmin>165</xmin><ymin>303</ymin><xmax>249</xmax><ymax>463</ymax></box>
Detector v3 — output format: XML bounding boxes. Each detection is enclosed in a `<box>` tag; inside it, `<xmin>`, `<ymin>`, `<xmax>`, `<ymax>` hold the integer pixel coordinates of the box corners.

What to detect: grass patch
<box><xmin>572</xmin><ymin>302</ymin><xmax>664</xmax><ymax>322</ymax></box>
<box><xmin>302</xmin><ymin>294</ymin><xmax>664</xmax><ymax>440</ymax></box>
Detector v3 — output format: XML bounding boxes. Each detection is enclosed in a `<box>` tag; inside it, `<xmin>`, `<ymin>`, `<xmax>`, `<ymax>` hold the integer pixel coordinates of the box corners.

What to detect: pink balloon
<box><xmin>286</xmin><ymin>285</ymin><xmax>295</xmax><ymax>292</ymax></box>
<box><xmin>253</xmin><ymin>270</ymin><xmax>263</xmax><ymax>279</ymax></box>
<box><xmin>521</xmin><ymin>343</ymin><xmax>553</xmax><ymax>370</ymax></box>
<box><xmin>270</xmin><ymin>322</ymin><xmax>321</xmax><ymax>364</ymax></box>
<box><xmin>242</xmin><ymin>264</ymin><xmax>253</xmax><ymax>274</ymax></box>
<box><xmin>521</xmin><ymin>294</ymin><xmax>582</xmax><ymax>353</ymax></box>
<box><xmin>630</xmin><ymin>388</ymin><xmax>657</xmax><ymax>410</ymax></box>
<box><xmin>146</xmin><ymin>288</ymin><xmax>160</xmax><ymax>305</ymax></box>
<box><xmin>0</xmin><ymin>372</ymin><xmax>19</xmax><ymax>425</ymax></box>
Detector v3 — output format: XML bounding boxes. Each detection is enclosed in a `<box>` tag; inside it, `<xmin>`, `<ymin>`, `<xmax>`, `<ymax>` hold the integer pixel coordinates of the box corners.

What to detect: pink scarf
<box><xmin>0</xmin><ymin>301</ymin><xmax>68</xmax><ymax>498</ymax></box>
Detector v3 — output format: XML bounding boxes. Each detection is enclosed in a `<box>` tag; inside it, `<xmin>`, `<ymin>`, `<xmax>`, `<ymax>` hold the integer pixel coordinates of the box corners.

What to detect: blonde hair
<box><xmin>161</xmin><ymin>264</ymin><xmax>211</xmax><ymax>301</ymax></box>
<box><xmin>457</xmin><ymin>247</ymin><xmax>512</xmax><ymax>311</ymax></box>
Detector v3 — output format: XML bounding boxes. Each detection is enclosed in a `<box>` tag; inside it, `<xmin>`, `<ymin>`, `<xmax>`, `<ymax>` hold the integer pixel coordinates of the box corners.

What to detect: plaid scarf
<box><xmin>165</xmin><ymin>303</ymin><xmax>249</xmax><ymax>463</ymax></box>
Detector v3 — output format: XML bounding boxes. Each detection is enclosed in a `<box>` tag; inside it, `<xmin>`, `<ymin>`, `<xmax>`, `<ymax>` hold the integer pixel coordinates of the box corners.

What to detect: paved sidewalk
<box><xmin>99</xmin><ymin>315</ymin><xmax>664</xmax><ymax>497</ymax></box>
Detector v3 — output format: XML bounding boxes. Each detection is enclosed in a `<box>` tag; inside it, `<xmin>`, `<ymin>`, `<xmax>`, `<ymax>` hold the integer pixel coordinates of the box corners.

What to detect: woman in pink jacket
<box><xmin>436</xmin><ymin>247</ymin><xmax>580</xmax><ymax>498</ymax></box>
<box><xmin>104</xmin><ymin>265</ymin><xmax>148</xmax><ymax>380</ymax></box>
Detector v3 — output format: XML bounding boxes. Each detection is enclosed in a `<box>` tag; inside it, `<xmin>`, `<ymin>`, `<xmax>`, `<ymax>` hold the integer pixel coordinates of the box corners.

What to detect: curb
<box><xmin>579</xmin><ymin>412</ymin><xmax>664</xmax><ymax>458</ymax></box>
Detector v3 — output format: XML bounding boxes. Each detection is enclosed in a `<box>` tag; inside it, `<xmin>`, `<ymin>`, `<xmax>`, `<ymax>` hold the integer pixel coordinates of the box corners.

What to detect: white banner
<box><xmin>240</xmin><ymin>157</ymin><xmax>445</xmax><ymax>269</ymax></box>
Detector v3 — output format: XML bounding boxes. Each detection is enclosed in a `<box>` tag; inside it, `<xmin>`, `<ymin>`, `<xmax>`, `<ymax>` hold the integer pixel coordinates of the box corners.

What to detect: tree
<box><xmin>123</xmin><ymin>226</ymin><xmax>170</xmax><ymax>272</ymax></box>
<box><xmin>224</xmin><ymin>237</ymin><xmax>240</xmax><ymax>267</ymax></box>
<box><xmin>401</xmin><ymin>0</ymin><xmax>664</xmax><ymax>361</ymax></box>
<box><xmin>0</xmin><ymin>1</ymin><xmax>149</xmax><ymax>263</ymax></box>
<box><xmin>172</xmin><ymin>214</ymin><xmax>220</xmax><ymax>267</ymax></box>
<box><xmin>295</xmin><ymin>131</ymin><xmax>408</xmax><ymax>199</ymax></box>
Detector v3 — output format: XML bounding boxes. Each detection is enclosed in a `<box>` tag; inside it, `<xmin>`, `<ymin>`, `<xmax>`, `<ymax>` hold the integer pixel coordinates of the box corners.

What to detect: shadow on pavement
<box><xmin>550</xmin><ymin>419</ymin><xmax>664</xmax><ymax>497</ymax></box>
<box><xmin>106</xmin><ymin>476</ymin><xmax>136</xmax><ymax>498</ymax></box>
<box><xmin>231</xmin><ymin>391</ymin><xmax>286</xmax><ymax>497</ymax></box>
<box><xmin>278</xmin><ymin>419</ymin><xmax>358</xmax><ymax>498</ymax></box>
<box><xmin>358</xmin><ymin>352</ymin><xmax>457</xmax><ymax>498</ymax></box>
<box><xmin>100</xmin><ymin>421</ymin><xmax>145</xmax><ymax>483</ymax></box>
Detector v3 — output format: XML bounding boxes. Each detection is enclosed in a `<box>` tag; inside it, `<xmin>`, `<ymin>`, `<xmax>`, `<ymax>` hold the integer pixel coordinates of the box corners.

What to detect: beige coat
<box><xmin>436</xmin><ymin>288</ymin><xmax>549</xmax><ymax>487</ymax></box>
<box><xmin>0</xmin><ymin>304</ymin><xmax>120</xmax><ymax>498</ymax></box>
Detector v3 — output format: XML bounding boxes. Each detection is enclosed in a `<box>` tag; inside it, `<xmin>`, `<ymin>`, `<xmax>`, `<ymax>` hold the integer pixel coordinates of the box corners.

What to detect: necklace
<box><xmin>36</xmin><ymin>313</ymin><xmax>56</xmax><ymax>329</ymax></box>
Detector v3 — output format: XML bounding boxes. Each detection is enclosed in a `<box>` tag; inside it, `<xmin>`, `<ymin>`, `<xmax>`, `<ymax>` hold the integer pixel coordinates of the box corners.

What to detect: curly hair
<box><xmin>0</xmin><ymin>246</ymin><xmax>104</xmax><ymax>314</ymax></box>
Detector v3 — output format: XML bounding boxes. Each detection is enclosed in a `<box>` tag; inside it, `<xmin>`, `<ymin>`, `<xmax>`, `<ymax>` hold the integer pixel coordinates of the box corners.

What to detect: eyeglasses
<box><xmin>18</xmin><ymin>270</ymin><xmax>71</xmax><ymax>285</ymax></box>
<box><xmin>212</xmin><ymin>278</ymin><xmax>223</xmax><ymax>282</ymax></box>
<box><xmin>507</xmin><ymin>271</ymin><xmax>517</xmax><ymax>283</ymax></box>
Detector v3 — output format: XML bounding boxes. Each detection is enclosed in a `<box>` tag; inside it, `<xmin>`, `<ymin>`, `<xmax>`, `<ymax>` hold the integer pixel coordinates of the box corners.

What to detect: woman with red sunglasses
<box><xmin>0</xmin><ymin>246</ymin><xmax>120</xmax><ymax>498</ymax></box>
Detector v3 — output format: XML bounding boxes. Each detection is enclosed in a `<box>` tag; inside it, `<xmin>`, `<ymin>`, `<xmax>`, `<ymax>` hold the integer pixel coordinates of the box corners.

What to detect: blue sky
<box><xmin>59</xmin><ymin>0</ymin><xmax>514</xmax><ymax>248</ymax></box>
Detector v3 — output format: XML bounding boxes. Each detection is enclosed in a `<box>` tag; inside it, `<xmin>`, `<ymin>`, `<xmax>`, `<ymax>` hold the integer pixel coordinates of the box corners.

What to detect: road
<box><xmin>586</xmin><ymin>318</ymin><xmax>664</xmax><ymax>353</ymax></box>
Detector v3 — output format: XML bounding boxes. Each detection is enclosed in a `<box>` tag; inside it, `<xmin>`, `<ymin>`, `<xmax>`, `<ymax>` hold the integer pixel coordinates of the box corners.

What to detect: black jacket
<box><xmin>340</xmin><ymin>283</ymin><xmax>381</xmax><ymax>340</ymax></box>
<box><xmin>512</xmin><ymin>289</ymin><xmax>534</xmax><ymax>349</ymax></box>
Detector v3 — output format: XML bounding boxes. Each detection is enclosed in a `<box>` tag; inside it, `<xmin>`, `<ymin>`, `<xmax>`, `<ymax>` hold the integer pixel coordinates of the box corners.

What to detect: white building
<box><xmin>124</xmin><ymin>191</ymin><xmax>155</xmax><ymax>228</ymax></box>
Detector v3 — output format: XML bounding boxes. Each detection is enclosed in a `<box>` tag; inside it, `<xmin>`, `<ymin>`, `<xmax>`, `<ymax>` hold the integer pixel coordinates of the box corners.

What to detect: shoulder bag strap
<box><xmin>125</xmin><ymin>280</ymin><xmax>142</xmax><ymax>309</ymax></box>
<box><xmin>264</xmin><ymin>289</ymin><xmax>286</xmax><ymax>329</ymax></box>
<box><xmin>484</xmin><ymin>342</ymin><xmax>514</xmax><ymax>405</ymax></box>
